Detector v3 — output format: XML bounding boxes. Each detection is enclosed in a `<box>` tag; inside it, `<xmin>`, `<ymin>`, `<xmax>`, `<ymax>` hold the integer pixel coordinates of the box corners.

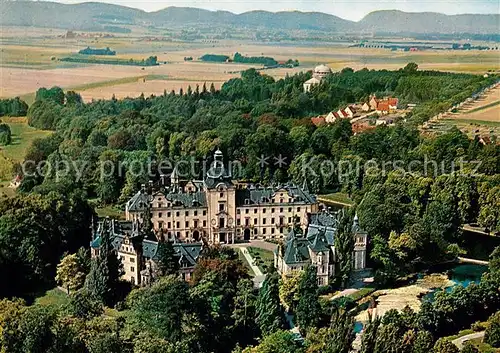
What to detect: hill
<box><xmin>358</xmin><ymin>10</ymin><xmax>500</xmax><ymax>34</ymax></box>
<box><xmin>0</xmin><ymin>1</ymin><xmax>498</xmax><ymax>34</ymax></box>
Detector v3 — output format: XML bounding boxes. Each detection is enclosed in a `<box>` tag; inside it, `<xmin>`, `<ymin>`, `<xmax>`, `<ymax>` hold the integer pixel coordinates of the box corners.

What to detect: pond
<box><xmin>422</xmin><ymin>264</ymin><xmax>488</xmax><ymax>301</ymax></box>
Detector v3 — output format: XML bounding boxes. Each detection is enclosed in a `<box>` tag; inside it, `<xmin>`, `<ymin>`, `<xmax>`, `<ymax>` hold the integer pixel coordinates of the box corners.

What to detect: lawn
<box><xmin>247</xmin><ymin>247</ymin><xmax>274</xmax><ymax>273</ymax></box>
<box><xmin>94</xmin><ymin>204</ymin><xmax>125</xmax><ymax>220</ymax></box>
<box><xmin>317</xmin><ymin>192</ymin><xmax>354</xmax><ymax>206</ymax></box>
<box><xmin>35</xmin><ymin>288</ymin><xmax>69</xmax><ymax>309</ymax></box>
<box><xmin>0</xmin><ymin>117</ymin><xmax>52</xmax><ymax>162</ymax></box>
<box><xmin>238</xmin><ymin>249</ymin><xmax>255</xmax><ymax>277</ymax></box>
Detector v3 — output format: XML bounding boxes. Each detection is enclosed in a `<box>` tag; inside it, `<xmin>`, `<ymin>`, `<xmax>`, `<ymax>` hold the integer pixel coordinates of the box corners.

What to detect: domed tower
<box><xmin>313</xmin><ymin>64</ymin><xmax>332</xmax><ymax>79</ymax></box>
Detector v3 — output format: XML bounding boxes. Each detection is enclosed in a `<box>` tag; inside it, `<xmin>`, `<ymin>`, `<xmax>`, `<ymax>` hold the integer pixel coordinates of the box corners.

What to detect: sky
<box><xmin>53</xmin><ymin>0</ymin><xmax>500</xmax><ymax>21</ymax></box>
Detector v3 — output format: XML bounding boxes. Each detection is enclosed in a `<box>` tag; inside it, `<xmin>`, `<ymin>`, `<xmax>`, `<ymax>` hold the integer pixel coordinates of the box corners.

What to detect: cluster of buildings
<box><xmin>274</xmin><ymin>211</ymin><xmax>367</xmax><ymax>286</ymax></box>
<box><xmin>91</xmin><ymin>149</ymin><xmax>368</xmax><ymax>287</ymax></box>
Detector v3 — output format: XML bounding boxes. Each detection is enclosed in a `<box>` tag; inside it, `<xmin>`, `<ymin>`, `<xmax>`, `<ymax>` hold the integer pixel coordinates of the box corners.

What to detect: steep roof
<box><xmin>235</xmin><ymin>183</ymin><xmax>316</xmax><ymax>207</ymax></box>
<box><xmin>311</xmin><ymin>116</ymin><xmax>326</xmax><ymax>126</ymax></box>
<box><xmin>127</xmin><ymin>191</ymin><xmax>149</xmax><ymax>212</ymax></box>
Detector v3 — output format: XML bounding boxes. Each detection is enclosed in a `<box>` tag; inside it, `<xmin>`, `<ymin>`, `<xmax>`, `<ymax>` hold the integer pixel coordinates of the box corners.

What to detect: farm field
<box><xmin>1</xmin><ymin>26</ymin><xmax>499</xmax><ymax>103</ymax></box>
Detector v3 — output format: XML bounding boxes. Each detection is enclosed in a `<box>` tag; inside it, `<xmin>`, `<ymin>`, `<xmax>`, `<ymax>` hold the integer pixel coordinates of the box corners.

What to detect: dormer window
<box><xmin>244</xmin><ymin>199</ymin><xmax>250</xmax><ymax>205</ymax></box>
<box><xmin>220</xmin><ymin>192</ymin><xmax>224</xmax><ymax>198</ymax></box>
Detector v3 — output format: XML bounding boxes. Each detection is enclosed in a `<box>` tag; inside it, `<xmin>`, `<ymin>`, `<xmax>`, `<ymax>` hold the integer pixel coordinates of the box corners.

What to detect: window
<box><xmin>237</xmin><ymin>219</ymin><xmax>241</xmax><ymax>226</ymax></box>
<box><xmin>220</xmin><ymin>192</ymin><xmax>224</xmax><ymax>198</ymax></box>
<box><xmin>167</xmin><ymin>212</ymin><xmax>171</xmax><ymax>217</ymax></box>
<box><xmin>245</xmin><ymin>219</ymin><xmax>250</xmax><ymax>226</ymax></box>
<box><xmin>120</xmin><ymin>256</ymin><xmax>125</xmax><ymax>261</ymax></box>
<box><xmin>288</xmin><ymin>217</ymin><xmax>291</xmax><ymax>223</ymax></box>
<box><xmin>203</xmin><ymin>210</ymin><xmax>207</xmax><ymax>216</ymax></box>
<box><xmin>271</xmin><ymin>228</ymin><xmax>275</xmax><ymax>234</ymax></box>
<box><xmin>297</xmin><ymin>207</ymin><xmax>301</xmax><ymax>212</ymax></box>
<box><xmin>185</xmin><ymin>211</ymin><xmax>189</xmax><ymax>216</ymax></box>
<box><xmin>263</xmin><ymin>208</ymin><xmax>266</xmax><ymax>213</ymax></box>
<box><xmin>263</xmin><ymin>218</ymin><xmax>266</xmax><ymax>224</ymax></box>
<box><xmin>194</xmin><ymin>220</ymin><xmax>198</xmax><ymax>228</ymax></box>
<box><xmin>194</xmin><ymin>210</ymin><xmax>198</xmax><ymax>216</ymax></box>
<box><xmin>176</xmin><ymin>211</ymin><xmax>180</xmax><ymax>217</ymax></box>
<box><xmin>288</xmin><ymin>207</ymin><xmax>292</xmax><ymax>212</ymax></box>
<box><xmin>271</xmin><ymin>218</ymin><xmax>275</xmax><ymax>224</ymax></box>
<box><xmin>131</xmin><ymin>267</ymin><xmax>135</xmax><ymax>272</ymax></box>
<box><xmin>158</xmin><ymin>221</ymin><xmax>163</xmax><ymax>229</ymax></box>
<box><xmin>280</xmin><ymin>199</ymin><xmax>283</xmax><ymax>203</ymax></box>
<box><xmin>158</xmin><ymin>203</ymin><xmax>163</xmax><ymax>208</ymax></box>
<box><xmin>245</xmin><ymin>209</ymin><xmax>249</xmax><ymax>214</ymax></box>
<box><xmin>219</xmin><ymin>204</ymin><xmax>225</xmax><ymax>212</ymax></box>
<box><xmin>167</xmin><ymin>222</ymin><xmax>171</xmax><ymax>228</ymax></box>
<box><xmin>130</xmin><ymin>257</ymin><xmax>134</xmax><ymax>262</ymax></box>
<box><xmin>280</xmin><ymin>208</ymin><xmax>283</xmax><ymax>213</ymax></box>
<box><xmin>185</xmin><ymin>221</ymin><xmax>189</xmax><ymax>227</ymax></box>
<box><xmin>254</xmin><ymin>218</ymin><xmax>258</xmax><ymax>225</ymax></box>
<box><xmin>254</xmin><ymin>209</ymin><xmax>257</xmax><ymax>214</ymax></box>
<box><xmin>271</xmin><ymin>208</ymin><xmax>275</xmax><ymax>213</ymax></box>
<box><xmin>203</xmin><ymin>220</ymin><xmax>207</xmax><ymax>227</ymax></box>
<box><xmin>263</xmin><ymin>228</ymin><xmax>267</xmax><ymax>234</ymax></box>
<box><xmin>219</xmin><ymin>218</ymin><xmax>225</xmax><ymax>228</ymax></box>
<box><xmin>176</xmin><ymin>222</ymin><xmax>180</xmax><ymax>228</ymax></box>
<box><xmin>237</xmin><ymin>209</ymin><xmax>241</xmax><ymax>214</ymax></box>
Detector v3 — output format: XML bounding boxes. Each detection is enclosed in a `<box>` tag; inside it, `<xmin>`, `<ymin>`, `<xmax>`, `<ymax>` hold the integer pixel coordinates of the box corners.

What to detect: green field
<box><xmin>0</xmin><ymin>117</ymin><xmax>52</xmax><ymax>162</ymax></box>
<box><xmin>35</xmin><ymin>288</ymin><xmax>69</xmax><ymax>309</ymax></box>
<box><xmin>247</xmin><ymin>247</ymin><xmax>274</xmax><ymax>273</ymax></box>
<box><xmin>318</xmin><ymin>192</ymin><xmax>354</xmax><ymax>206</ymax></box>
<box><xmin>0</xmin><ymin>117</ymin><xmax>52</xmax><ymax>197</ymax></box>
<box><xmin>238</xmin><ymin>249</ymin><xmax>255</xmax><ymax>277</ymax></box>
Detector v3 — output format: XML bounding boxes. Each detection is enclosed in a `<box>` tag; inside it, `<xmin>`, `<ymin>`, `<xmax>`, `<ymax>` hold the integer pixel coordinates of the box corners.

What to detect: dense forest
<box><xmin>60</xmin><ymin>55</ymin><xmax>158</xmax><ymax>66</ymax></box>
<box><xmin>78</xmin><ymin>47</ymin><xmax>117</xmax><ymax>56</ymax></box>
<box><xmin>0</xmin><ymin>97</ymin><xmax>28</xmax><ymax>117</ymax></box>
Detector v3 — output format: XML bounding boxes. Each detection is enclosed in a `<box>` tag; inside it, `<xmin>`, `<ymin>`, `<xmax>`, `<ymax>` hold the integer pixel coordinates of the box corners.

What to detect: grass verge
<box><xmin>248</xmin><ymin>247</ymin><xmax>274</xmax><ymax>273</ymax></box>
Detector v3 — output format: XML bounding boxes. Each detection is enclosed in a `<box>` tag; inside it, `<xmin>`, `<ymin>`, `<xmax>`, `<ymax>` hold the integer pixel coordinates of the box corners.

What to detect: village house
<box><xmin>126</xmin><ymin>149</ymin><xmax>318</xmax><ymax>245</ymax></box>
<box><xmin>369</xmin><ymin>96</ymin><xmax>399</xmax><ymax>115</ymax></box>
<box><xmin>274</xmin><ymin>211</ymin><xmax>368</xmax><ymax>286</ymax></box>
<box><xmin>303</xmin><ymin>64</ymin><xmax>333</xmax><ymax>92</ymax></box>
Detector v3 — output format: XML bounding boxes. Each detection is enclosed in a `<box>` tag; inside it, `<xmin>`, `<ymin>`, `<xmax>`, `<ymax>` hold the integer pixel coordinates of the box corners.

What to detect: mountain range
<box><xmin>1</xmin><ymin>1</ymin><xmax>499</xmax><ymax>34</ymax></box>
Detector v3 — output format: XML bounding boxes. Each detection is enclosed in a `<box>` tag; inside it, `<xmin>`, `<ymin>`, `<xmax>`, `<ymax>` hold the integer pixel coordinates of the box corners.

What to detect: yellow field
<box><xmin>1</xmin><ymin>26</ymin><xmax>499</xmax><ymax>103</ymax></box>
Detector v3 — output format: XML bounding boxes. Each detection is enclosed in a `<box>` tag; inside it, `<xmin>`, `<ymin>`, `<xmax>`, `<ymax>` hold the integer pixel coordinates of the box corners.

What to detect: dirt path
<box><xmin>452</xmin><ymin>332</ymin><xmax>485</xmax><ymax>349</ymax></box>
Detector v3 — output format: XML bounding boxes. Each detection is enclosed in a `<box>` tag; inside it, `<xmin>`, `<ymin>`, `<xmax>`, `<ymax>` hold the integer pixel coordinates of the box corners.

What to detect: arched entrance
<box><xmin>193</xmin><ymin>230</ymin><xmax>200</xmax><ymax>241</ymax></box>
<box><xmin>244</xmin><ymin>228</ymin><xmax>251</xmax><ymax>241</ymax></box>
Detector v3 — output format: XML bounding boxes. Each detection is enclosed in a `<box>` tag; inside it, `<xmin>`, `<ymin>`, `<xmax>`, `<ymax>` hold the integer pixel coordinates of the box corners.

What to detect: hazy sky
<box><xmin>54</xmin><ymin>0</ymin><xmax>500</xmax><ymax>21</ymax></box>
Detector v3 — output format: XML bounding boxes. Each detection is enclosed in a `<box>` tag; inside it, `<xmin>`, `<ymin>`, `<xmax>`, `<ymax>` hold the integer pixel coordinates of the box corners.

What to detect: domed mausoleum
<box><xmin>303</xmin><ymin>64</ymin><xmax>333</xmax><ymax>92</ymax></box>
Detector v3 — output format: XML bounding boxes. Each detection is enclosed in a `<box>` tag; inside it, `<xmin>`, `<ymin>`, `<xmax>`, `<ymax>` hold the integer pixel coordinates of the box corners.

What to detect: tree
<box><xmin>128</xmin><ymin>276</ymin><xmax>191</xmax><ymax>343</ymax></box>
<box><xmin>232</xmin><ymin>279</ymin><xmax>259</xmax><ymax>347</ymax></box>
<box><xmin>0</xmin><ymin>123</ymin><xmax>11</xmax><ymax>146</ymax></box>
<box><xmin>56</xmin><ymin>253</ymin><xmax>87</xmax><ymax>293</ymax></box>
<box><xmin>360</xmin><ymin>314</ymin><xmax>381</xmax><ymax>353</ymax></box>
<box><xmin>484</xmin><ymin>311</ymin><xmax>500</xmax><ymax>348</ymax></box>
<box><xmin>412</xmin><ymin>330</ymin><xmax>434</xmax><ymax>353</ymax></box>
<box><xmin>256</xmin><ymin>270</ymin><xmax>284</xmax><ymax>336</ymax></box>
<box><xmin>433</xmin><ymin>338</ymin><xmax>459</xmax><ymax>353</ymax></box>
<box><xmin>243</xmin><ymin>330</ymin><xmax>302</xmax><ymax>353</ymax></box>
<box><xmin>461</xmin><ymin>342</ymin><xmax>479</xmax><ymax>353</ymax></box>
<box><xmin>67</xmin><ymin>289</ymin><xmax>103</xmax><ymax>319</ymax></box>
<box><xmin>296</xmin><ymin>265</ymin><xmax>321</xmax><ymax>331</ymax></box>
<box><xmin>333</xmin><ymin>210</ymin><xmax>355</xmax><ymax>289</ymax></box>
<box><xmin>403</xmin><ymin>63</ymin><xmax>419</xmax><ymax>73</ymax></box>
<box><xmin>84</xmin><ymin>219</ymin><xmax>123</xmax><ymax>306</ymax></box>
<box><xmin>156</xmin><ymin>240</ymin><xmax>180</xmax><ymax>277</ymax></box>
<box><xmin>19</xmin><ymin>305</ymin><xmax>55</xmax><ymax>353</ymax></box>
<box><xmin>323</xmin><ymin>308</ymin><xmax>355</xmax><ymax>353</ymax></box>
<box><xmin>279</xmin><ymin>272</ymin><xmax>301</xmax><ymax>312</ymax></box>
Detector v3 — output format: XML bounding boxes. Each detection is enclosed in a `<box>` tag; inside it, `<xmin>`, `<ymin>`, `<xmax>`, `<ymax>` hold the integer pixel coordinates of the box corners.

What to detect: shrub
<box><xmin>485</xmin><ymin>312</ymin><xmax>500</xmax><ymax>348</ymax></box>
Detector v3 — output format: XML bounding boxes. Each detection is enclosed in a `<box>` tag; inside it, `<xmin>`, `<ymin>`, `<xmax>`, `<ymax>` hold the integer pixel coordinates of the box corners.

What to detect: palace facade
<box><xmin>126</xmin><ymin>149</ymin><xmax>319</xmax><ymax>245</ymax></box>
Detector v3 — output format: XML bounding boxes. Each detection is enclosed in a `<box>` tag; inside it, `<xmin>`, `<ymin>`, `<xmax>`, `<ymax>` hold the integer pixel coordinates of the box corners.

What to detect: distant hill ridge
<box><xmin>1</xmin><ymin>1</ymin><xmax>498</xmax><ymax>34</ymax></box>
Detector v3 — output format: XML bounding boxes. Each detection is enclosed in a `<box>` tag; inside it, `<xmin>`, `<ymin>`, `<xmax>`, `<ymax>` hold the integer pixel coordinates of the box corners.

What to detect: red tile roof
<box><xmin>311</xmin><ymin>117</ymin><xmax>326</xmax><ymax>126</ymax></box>
<box><xmin>377</xmin><ymin>102</ymin><xmax>390</xmax><ymax>111</ymax></box>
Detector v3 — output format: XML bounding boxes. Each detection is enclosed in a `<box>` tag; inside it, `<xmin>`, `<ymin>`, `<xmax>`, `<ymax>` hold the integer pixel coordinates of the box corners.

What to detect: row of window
<box><xmin>154</xmin><ymin>206</ymin><xmax>303</xmax><ymax>218</ymax></box>
<box><xmin>157</xmin><ymin>209</ymin><xmax>207</xmax><ymax>217</ymax></box>
<box><xmin>238</xmin><ymin>216</ymin><xmax>299</xmax><ymax>226</ymax></box>
<box><xmin>158</xmin><ymin>220</ymin><xmax>207</xmax><ymax>229</ymax></box>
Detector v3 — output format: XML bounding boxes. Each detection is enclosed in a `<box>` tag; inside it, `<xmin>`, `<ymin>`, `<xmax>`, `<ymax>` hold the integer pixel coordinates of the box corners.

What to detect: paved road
<box><xmin>452</xmin><ymin>332</ymin><xmax>485</xmax><ymax>349</ymax></box>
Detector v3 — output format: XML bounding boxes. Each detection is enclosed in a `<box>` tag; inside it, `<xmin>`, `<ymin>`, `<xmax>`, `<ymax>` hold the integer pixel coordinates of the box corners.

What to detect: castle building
<box><xmin>90</xmin><ymin>218</ymin><xmax>202</xmax><ymax>286</ymax></box>
<box><xmin>303</xmin><ymin>64</ymin><xmax>333</xmax><ymax>92</ymax></box>
<box><xmin>126</xmin><ymin>149</ymin><xmax>319</xmax><ymax>245</ymax></box>
<box><xmin>274</xmin><ymin>211</ymin><xmax>368</xmax><ymax>286</ymax></box>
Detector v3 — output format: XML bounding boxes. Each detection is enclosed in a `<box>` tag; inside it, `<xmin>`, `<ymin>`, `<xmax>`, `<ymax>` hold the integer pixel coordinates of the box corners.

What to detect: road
<box><xmin>451</xmin><ymin>332</ymin><xmax>485</xmax><ymax>349</ymax></box>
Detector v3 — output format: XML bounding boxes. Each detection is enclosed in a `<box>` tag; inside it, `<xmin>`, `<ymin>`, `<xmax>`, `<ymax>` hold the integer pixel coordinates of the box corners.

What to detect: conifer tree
<box><xmin>256</xmin><ymin>270</ymin><xmax>284</xmax><ymax>336</ymax></box>
<box><xmin>85</xmin><ymin>219</ymin><xmax>123</xmax><ymax>306</ymax></box>
<box><xmin>156</xmin><ymin>240</ymin><xmax>179</xmax><ymax>277</ymax></box>
<box><xmin>334</xmin><ymin>209</ymin><xmax>355</xmax><ymax>289</ymax></box>
<box><xmin>296</xmin><ymin>265</ymin><xmax>321</xmax><ymax>331</ymax></box>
